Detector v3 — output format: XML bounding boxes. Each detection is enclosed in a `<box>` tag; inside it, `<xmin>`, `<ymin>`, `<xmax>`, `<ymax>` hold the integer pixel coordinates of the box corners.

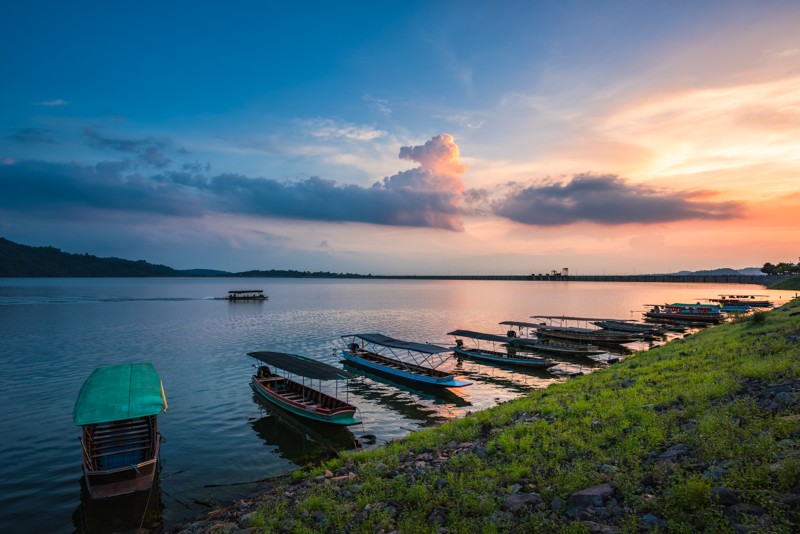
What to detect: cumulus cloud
<box><xmin>489</xmin><ymin>173</ymin><xmax>741</xmax><ymax>226</ymax></box>
<box><xmin>0</xmin><ymin>134</ymin><xmax>469</xmax><ymax>230</ymax></box>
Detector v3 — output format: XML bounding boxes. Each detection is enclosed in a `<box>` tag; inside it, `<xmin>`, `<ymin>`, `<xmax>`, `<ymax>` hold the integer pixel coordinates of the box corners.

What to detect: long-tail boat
<box><xmin>340</xmin><ymin>333</ymin><xmax>471</xmax><ymax>388</ymax></box>
<box><xmin>447</xmin><ymin>329</ymin><xmax>558</xmax><ymax>369</ymax></box>
<box><xmin>227</xmin><ymin>289</ymin><xmax>268</xmax><ymax>300</ymax></box>
<box><xmin>248</xmin><ymin>351</ymin><xmax>360</xmax><ymax>426</ymax></box>
<box><xmin>643</xmin><ymin>303</ymin><xmax>725</xmax><ymax>325</ymax></box>
<box><xmin>499</xmin><ymin>321</ymin><xmax>607</xmax><ymax>356</ymax></box>
<box><xmin>73</xmin><ymin>363</ymin><xmax>167</xmax><ymax>500</ymax></box>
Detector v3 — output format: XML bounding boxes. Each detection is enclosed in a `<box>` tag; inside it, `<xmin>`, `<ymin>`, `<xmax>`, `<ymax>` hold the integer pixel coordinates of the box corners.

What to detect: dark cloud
<box><xmin>0</xmin><ymin>159</ymin><xmax>204</xmax><ymax>217</ymax></box>
<box><xmin>489</xmin><ymin>173</ymin><xmax>742</xmax><ymax>225</ymax></box>
<box><xmin>7</xmin><ymin>128</ymin><xmax>56</xmax><ymax>144</ymax></box>
<box><xmin>0</xmin><ymin>134</ymin><xmax>469</xmax><ymax>230</ymax></box>
<box><xmin>84</xmin><ymin>128</ymin><xmax>172</xmax><ymax>168</ymax></box>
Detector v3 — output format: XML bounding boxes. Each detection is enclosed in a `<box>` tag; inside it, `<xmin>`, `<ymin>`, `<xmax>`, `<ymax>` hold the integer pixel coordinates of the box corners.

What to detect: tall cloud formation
<box><xmin>489</xmin><ymin>174</ymin><xmax>741</xmax><ymax>225</ymax></box>
<box><xmin>0</xmin><ymin>134</ymin><xmax>468</xmax><ymax>230</ymax></box>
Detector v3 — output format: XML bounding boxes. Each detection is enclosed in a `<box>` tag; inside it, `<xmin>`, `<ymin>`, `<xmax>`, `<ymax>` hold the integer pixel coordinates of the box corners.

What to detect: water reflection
<box><xmin>249</xmin><ymin>394</ymin><xmax>360</xmax><ymax>466</ymax></box>
<box><xmin>72</xmin><ymin>474</ymin><xmax>163</xmax><ymax>534</ymax></box>
<box><xmin>343</xmin><ymin>362</ymin><xmax>471</xmax><ymax>415</ymax></box>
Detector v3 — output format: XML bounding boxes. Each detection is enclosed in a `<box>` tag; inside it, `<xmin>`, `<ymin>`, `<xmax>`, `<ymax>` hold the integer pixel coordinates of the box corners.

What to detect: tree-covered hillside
<box><xmin>0</xmin><ymin>237</ymin><xmax>179</xmax><ymax>277</ymax></box>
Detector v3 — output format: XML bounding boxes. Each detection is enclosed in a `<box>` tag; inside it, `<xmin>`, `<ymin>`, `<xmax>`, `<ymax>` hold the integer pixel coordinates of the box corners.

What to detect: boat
<box><xmin>340</xmin><ymin>333</ymin><xmax>471</xmax><ymax>388</ymax></box>
<box><xmin>528</xmin><ymin>316</ymin><xmax>641</xmax><ymax>345</ymax></box>
<box><xmin>499</xmin><ymin>321</ymin><xmax>607</xmax><ymax>356</ymax></box>
<box><xmin>643</xmin><ymin>303</ymin><xmax>725</xmax><ymax>325</ymax></box>
<box><xmin>708</xmin><ymin>294</ymin><xmax>772</xmax><ymax>308</ymax></box>
<box><xmin>227</xmin><ymin>290</ymin><xmax>268</xmax><ymax>301</ymax></box>
<box><xmin>73</xmin><ymin>363</ymin><xmax>167</xmax><ymax>500</ymax></box>
<box><xmin>591</xmin><ymin>319</ymin><xmax>668</xmax><ymax>337</ymax></box>
<box><xmin>447</xmin><ymin>329</ymin><xmax>558</xmax><ymax>369</ymax></box>
<box><xmin>248</xmin><ymin>351</ymin><xmax>360</xmax><ymax>426</ymax></box>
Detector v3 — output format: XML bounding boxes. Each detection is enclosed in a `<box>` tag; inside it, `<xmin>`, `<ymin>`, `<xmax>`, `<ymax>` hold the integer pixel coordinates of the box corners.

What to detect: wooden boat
<box><xmin>643</xmin><ymin>303</ymin><xmax>725</xmax><ymax>325</ymax></box>
<box><xmin>340</xmin><ymin>333</ymin><xmax>471</xmax><ymax>388</ymax></box>
<box><xmin>227</xmin><ymin>289</ymin><xmax>268</xmax><ymax>301</ymax></box>
<box><xmin>499</xmin><ymin>321</ymin><xmax>607</xmax><ymax>356</ymax></box>
<box><xmin>708</xmin><ymin>294</ymin><xmax>772</xmax><ymax>308</ymax></box>
<box><xmin>529</xmin><ymin>316</ymin><xmax>640</xmax><ymax>345</ymax></box>
<box><xmin>73</xmin><ymin>363</ymin><xmax>167</xmax><ymax>500</ymax></box>
<box><xmin>248</xmin><ymin>351</ymin><xmax>360</xmax><ymax>426</ymax></box>
<box><xmin>591</xmin><ymin>319</ymin><xmax>668</xmax><ymax>337</ymax></box>
<box><xmin>448</xmin><ymin>330</ymin><xmax>558</xmax><ymax>369</ymax></box>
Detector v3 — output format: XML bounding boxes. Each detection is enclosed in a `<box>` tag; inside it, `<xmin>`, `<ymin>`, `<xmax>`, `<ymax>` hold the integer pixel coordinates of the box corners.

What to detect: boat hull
<box><xmin>80</xmin><ymin>417</ymin><xmax>160</xmax><ymax>500</ymax></box>
<box><xmin>340</xmin><ymin>350</ymin><xmax>471</xmax><ymax>388</ymax></box>
<box><xmin>535</xmin><ymin>328</ymin><xmax>637</xmax><ymax>345</ymax></box>
<box><xmin>454</xmin><ymin>348</ymin><xmax>557</xmax><ymax>369</ymax></box>
<box><xmin>251</xmin><ymin>377</ymin><xmax>360</xmax><ymax>426</ymax></box>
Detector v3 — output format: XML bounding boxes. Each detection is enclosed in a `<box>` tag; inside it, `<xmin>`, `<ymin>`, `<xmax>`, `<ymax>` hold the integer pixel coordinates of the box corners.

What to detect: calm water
<box><xmin>0</xmin><ymin>278</ymin><xmax>793</xmax><ymax>533</ymax></box>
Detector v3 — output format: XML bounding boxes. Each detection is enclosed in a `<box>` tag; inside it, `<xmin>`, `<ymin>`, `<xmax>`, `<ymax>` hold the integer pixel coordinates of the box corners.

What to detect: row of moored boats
<box><xmin>71</xmin><ymin>294</ymin><xmax>772</xmax><ymax>500</ymax></box>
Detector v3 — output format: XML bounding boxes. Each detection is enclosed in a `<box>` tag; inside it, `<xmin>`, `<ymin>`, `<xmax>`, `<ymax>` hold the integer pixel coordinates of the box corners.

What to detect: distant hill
<box><xmin>179</xmin><ymin>268</ymin><xmax>232</xmax><ymax>276</ymax></box>
<box><xmin>673</xmin><ymin>267</ymin><xmax>764</xmax><ymax>276</ymax></box>
<box><xmin>0</xmin><ymin>237</ymin><xmax>180</xmax><ymax>277</ymax></box>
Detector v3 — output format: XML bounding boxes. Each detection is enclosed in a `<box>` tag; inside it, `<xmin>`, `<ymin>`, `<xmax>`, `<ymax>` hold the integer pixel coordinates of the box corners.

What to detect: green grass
<box><xmin>246</xmin><ymin>299</ymin><xmax>800</xmax><ymax>533</ymax></box>
<box><xmin>769</xmin><ymin>274</ymin><xmax>800</xmax><ymax>290</ymax></box>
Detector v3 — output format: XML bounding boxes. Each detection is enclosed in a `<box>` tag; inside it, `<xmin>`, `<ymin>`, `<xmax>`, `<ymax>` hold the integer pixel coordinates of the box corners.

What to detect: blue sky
<box><xmin>2</xmin><ymin>1</ymin><xmax>799</xmax><ymax>274</ymax></box>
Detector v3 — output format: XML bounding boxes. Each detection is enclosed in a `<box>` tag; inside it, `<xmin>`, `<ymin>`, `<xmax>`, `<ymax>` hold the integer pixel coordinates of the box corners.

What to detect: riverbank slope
<box><xmin>173</xmin><ymin>301</ymin><xmax>800</xmax><ymax>533</ymax></box>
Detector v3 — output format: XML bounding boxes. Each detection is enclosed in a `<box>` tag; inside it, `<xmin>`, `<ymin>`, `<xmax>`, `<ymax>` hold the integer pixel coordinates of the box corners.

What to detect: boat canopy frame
<box><xmin>341</xmin><ymin>333</ymin><xmax>453</xmax><ymax>371</ymax></box>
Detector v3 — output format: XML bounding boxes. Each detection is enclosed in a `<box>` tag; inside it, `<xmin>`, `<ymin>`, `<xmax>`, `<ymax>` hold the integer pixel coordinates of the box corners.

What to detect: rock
<box><xmin>724</xmin><ymin>503</ymin><xmax>766</xmax><ymax>524</ymax></box>
<box><xmin>659</xmin><ymin>444</ymin><xmax>691</xmax><ymax>460</ymax></box>
<box><xmin>501</xmin><ymin>492</ymin><xmax>544</xmax><ymax>512</ymax></box>
<box><xmin>550</xmin><ymin>496</ymin><xmax>566</xmax><ymax>511</ymax></box>
<box><xmin>238</xmin><ymin>512</ymin><xmax>255</xmax><ymax>528</ymax></box>
<box><xmin>711</xmin><ymin>487</ymin><xmax>740</xmax><ymax>506</ymax></box>
<box><xmin>508</xmin><ymin>483</ymin><xmax>522</xmax><ymax>494</ymax></box>
<box><xmin>583</xmin><ymin>520</ymin><xmax>616</xmax><ymax>533</ymax></box>
<box><xmin>474</xmin><ymin>444</ymin><xmax>488</xmax><ymax>458</ymax></box>
<box><xmin>568</xmin><ymin>483</ymin><xmax>614</xmax><ymax>508</ymax></box>
<box><xmin>435</xmin><ymin>478</ymin><xmax>448</xmax><ymax>490</ymax></box>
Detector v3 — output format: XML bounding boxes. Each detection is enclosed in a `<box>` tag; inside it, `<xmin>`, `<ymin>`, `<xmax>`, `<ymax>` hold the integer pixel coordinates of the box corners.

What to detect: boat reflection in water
<box><xmin>72</xmin><ymin>474</ymin><xmax>163</xmax><ymax>534</ymax></box>
<box><xmin>342</xmin><ymin>362</ymin><xmax>471</xmax><ymax>425</ymax></box>
<box><xmin>250</xmin><ymin>394</ymin><xmax>361</xmax><ymax>466</ymax></box>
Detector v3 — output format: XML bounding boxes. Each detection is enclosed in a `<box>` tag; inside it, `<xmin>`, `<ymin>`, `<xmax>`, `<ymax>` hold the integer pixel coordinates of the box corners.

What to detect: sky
<box><xmin>1</xmin><ymin>0</ymin><xmax>799</xmax><ymax>275</ymax></box>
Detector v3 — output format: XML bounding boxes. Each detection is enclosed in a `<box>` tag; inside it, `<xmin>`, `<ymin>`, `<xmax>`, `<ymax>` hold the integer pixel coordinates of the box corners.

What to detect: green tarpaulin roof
<box><xmin>73</xmin><ymin>363</ymin><xmax>166</xmax><ymax>426</ymax></box>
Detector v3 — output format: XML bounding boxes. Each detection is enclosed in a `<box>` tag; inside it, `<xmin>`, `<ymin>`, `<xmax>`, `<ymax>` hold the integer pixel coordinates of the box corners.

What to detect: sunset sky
<box><xmin>1</xmin><ymin>1</ymin><xmax>799</xmax><ymax>275</ymax></box>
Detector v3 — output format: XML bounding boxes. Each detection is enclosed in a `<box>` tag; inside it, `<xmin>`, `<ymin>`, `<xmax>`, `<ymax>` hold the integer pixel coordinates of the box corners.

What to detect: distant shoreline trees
<box><xmin>761</xmin><ymin>258</ymin><xmax>800</xmax><ymax>275</ymax></box>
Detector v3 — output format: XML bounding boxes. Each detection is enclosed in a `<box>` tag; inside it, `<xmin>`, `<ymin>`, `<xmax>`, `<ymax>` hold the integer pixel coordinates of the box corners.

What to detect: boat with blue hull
<box><xmin>340</xmin><ymin>333</ymin><xmax>471</xmax><ymax>388</ymax></box>
<box><xmin>448</xmin><ymin>329</ymin><xmax>558</xmax><ymax>369</ymax></box>
<box><xmin>249</xmin><ymin>351</ymin><xmax>360</xmax><ymax>426</ymax></box>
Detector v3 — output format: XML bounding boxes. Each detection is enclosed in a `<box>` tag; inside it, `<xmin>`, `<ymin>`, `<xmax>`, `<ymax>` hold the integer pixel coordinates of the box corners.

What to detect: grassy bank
<box><xmin>181</xmin><ymin>300</ymin><xmax>800</xmax><ymax>533</ymax></box>
<box><xmin>769</xmin><ymin>275</ymin><xmax>800</xmax><ymax>291</ymax></box>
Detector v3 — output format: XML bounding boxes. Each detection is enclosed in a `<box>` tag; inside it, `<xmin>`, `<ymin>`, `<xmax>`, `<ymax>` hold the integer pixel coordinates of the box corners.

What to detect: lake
<box><xmin>0</xmin><ymin>278</ymin><xmax>792</xmax><ymax>533</ymax></box>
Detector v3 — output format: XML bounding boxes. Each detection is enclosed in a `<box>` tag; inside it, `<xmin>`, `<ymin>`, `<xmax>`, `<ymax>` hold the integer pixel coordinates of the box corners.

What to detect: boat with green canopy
<box><xmin>249</xmin><ymin>351</ymin><xmax>361</xmax><ymax>426</ymax></box>
<box><xmin>73</xmin><ymin>362</ymin><xmax>167</xmax><ymax>500</ymax></box>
